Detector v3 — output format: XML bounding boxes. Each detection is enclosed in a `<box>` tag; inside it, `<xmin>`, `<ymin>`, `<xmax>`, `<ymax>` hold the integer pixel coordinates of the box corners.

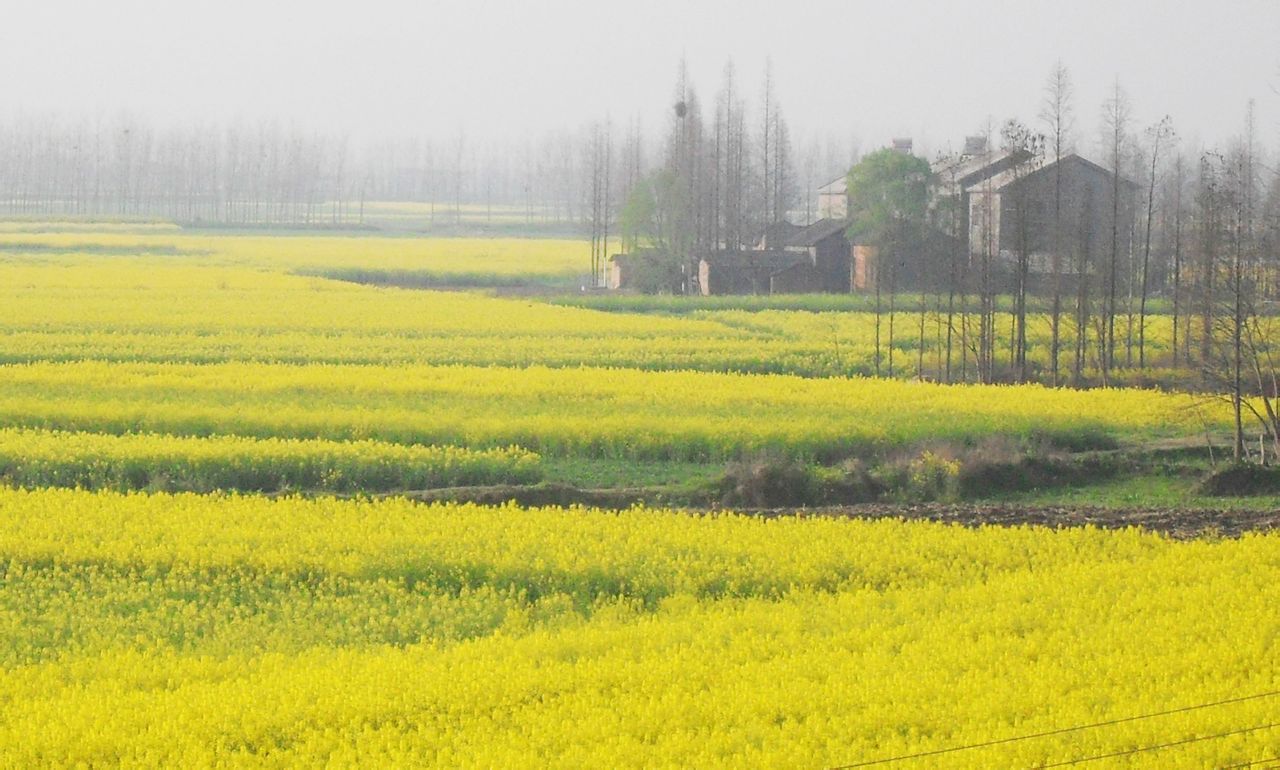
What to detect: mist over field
<box><xmin>3</xmin><ymin>0</ymin><xmax>1277</xmax><ymax>147</ymax></box>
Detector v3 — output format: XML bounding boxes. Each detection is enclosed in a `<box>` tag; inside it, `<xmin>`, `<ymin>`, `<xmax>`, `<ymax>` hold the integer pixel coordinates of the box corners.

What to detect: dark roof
<box><xmin>818</xmin><ymin>176</ymin><xmax>847</xmax><ymax>194</ymax></box>
<box><xmin>757</xmin><ymin>221</ymin><xmax>802</xmax><ymax>247</ymax></box>
<box><xmin>609</xmin><ymin>249</ymin><xmax>668</xmax><ymax>266</ymax></box>
<box><xmin>919</xmin><ymin>226</ymin><xmax>965</xmax><ymax>252</ymax></box>
<box><xmin>1067</xmin><ymin>154</ymin><xmax>1140</xmax><ymax>189</ymax></box>
<box><xmin>932</xmin><ymin>148</ymin><xmax>1031</xmax><ymax>189</ymax></box>
<box><xmin>966</xmin><ymin>153</ymin><xmax>1139</xmax><ymax>194</ymax></box>
<box><xmin>785</xmin><ymin>218</ymin><xmax>849</xmax><ymax>248</ymax></box>
<box><xmin>701</xmin><ymin>249</ymin><xmax>806</xmax><ymax>272</ymax></box>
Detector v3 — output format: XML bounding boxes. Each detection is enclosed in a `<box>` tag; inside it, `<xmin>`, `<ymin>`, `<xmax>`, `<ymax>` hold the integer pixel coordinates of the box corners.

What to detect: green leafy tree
<box><xmin>615</xmin><ymin>170</ymin><xmax>690</xmax><ymax>294</ymax></box>
<box><xmin>846</xmin><ymin>149</ymin><xmax>931</xmax><ymax>244</ymax></box>
<box><xmin>620</xmin><ymin>168</ymin><xmax>695</xmax><ymax>258</ymax></box>
<box><xmin>619</xmin><ymin>178</ymin><xmax>658</xmax><ymax>252</ymax></box>
<box><xmin>845</xmin><ymin>149</ymin><xmax>932</xmax><ymax>376</ymax></box>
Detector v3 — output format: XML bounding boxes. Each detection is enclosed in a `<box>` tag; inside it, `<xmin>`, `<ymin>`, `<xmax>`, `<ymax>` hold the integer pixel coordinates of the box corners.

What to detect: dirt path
<box><xmin>396</xmin><ymin>486</ymin><xmax>1280</xmax><ymax>539</ymax></box>
<box><xmin>769</xmin><ymin>502</ymin><xmax>1280</xmax><ymax>539</ymax></box>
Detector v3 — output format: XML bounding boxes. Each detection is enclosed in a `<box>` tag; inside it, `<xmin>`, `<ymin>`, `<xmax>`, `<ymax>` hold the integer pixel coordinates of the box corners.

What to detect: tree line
<box><xmin>0</xmin><ymin>115</ymin><xmax>596</xmax><ymax>227</ymax></box>
<box><xmin>0</xmin><ymin>78</ymin><xmax>853</xmax><ymax>236</ymax></box>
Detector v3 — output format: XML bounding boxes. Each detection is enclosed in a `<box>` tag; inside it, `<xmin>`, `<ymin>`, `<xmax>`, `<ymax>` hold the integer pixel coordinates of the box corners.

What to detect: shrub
<box><xmin>814</xmin><ymin>459</ymin><xmax>886</xmax><ymax>505</ymax></box>
<box><xmin>873</xmin><ymin>447</ymin><xmax>963</xmax><ymax>503</ymax></box>
<box><xmin>1198</xmin><ymin>464</ymin><xmax>1280</xmax><ymax>497</ymax></box>
<box><xmin>716</xmin><ymin>454</ymin><xmax>819</xmax><ymax>508</ymax></box>
<box><xmin>906</xmin><ymin>451</ymin><xmax>962</xmax><ymax>502</ymax></box>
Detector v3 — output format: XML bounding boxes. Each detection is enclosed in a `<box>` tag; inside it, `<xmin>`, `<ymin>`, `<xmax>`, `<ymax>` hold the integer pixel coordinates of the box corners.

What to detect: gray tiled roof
<box><xmin>784</xmin><ymin>217</ymin><xmax>849</xmax><ymax>248</ymax></box>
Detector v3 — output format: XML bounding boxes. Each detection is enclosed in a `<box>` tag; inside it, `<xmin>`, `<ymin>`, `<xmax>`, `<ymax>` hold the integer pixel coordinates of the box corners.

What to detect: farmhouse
<box><xmin>848</xmin><ymin>230</ymin><xmax>963</xmax><ymax>294</ymax></box>
<box><xmin>610</xmin><ymin>140</ymin><xmax>1132</xmax><ymax>297</ymax></box>
<box><xmin>606</xmin><ymin>249</ymin><xmax>685</xmax><ymax>293</ymax></box>
<box><xmin>698</xmin><ymin>217</ymin><xmax>854</xmax><ymax>295</ymax></box>
<box><xmin>922</xmin><ymin>135</ymin><xmax>1143</xmax><ymax>293</ymax></box>
<box><xmin>755</xmin><ymin>220</ymin><xmax>802</xmax><ymax>249</ymax></box>
<box><xmin>816</xmin><ymin>177</ymin><xmax>848</xmax><ymax>220</ymax></box>
<box><xmin>932</xmin><ymin>137</ymin><xmax>1029</xmax><ymax>198</ymax></box>
<box><xmin>698</xmin><ymin>250</ymin><xmax>809</xmax><ymax>295</ymax></box>
<box><xmin>785</xmin><ymin>218</ymin><xmax>855</xmax><ymax>293</ymax></box>
<box><xmin>963</xmin><ymin>153</ymin><xmax>1136</xmax><ymax>285</ymax></box>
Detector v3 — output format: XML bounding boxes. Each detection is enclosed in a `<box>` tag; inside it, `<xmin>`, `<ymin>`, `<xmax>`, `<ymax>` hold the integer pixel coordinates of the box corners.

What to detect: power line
<box><xmin>1222</xmin><ymin>755</ymin><xmax>1280</xmax><ymax>769</ymax></box>
<box><xmin>1034</xmin><ymin>721</ymin><xmax>1280</xmax><ymax>768</ymax></box>
<box><xmin>829</xmin><ymin>689</ymin><xmax>1280</xmax><ymax>769</ymax></box>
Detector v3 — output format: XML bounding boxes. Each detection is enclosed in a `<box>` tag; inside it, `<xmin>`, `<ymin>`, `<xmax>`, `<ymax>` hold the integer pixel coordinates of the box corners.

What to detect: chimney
<box><xmin>963</xmin><ymin>135</ymin><xmax>988</xmax><ymax>156</ymax></box>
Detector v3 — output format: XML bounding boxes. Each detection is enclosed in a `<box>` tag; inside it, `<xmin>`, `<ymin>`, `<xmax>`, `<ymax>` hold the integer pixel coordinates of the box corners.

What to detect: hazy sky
<box><xmin>4</xmin><ymin>0</ymin><xmax>1278</xmax><ymax>156</ymax></box>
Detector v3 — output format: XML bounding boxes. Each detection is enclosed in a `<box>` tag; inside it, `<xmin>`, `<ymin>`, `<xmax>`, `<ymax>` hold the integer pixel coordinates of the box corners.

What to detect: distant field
<box><xmin>0</xmin><ymin>244</ymin><xmax>1181</xmax><ymax>381</ymax></box>
<box><xmin>0</xmin><ymin>230</ymin><xmax>588</xmax><ymax>280</ymax></box>
<box><xmin>0</xmin><ymin>219</ymin><xmax>179</xmax><ymax>234</ymax></box>
<box><xmin>358</xmin><ymin>200</ymin><xmax>574</xmax><ymax>231</ymax></box>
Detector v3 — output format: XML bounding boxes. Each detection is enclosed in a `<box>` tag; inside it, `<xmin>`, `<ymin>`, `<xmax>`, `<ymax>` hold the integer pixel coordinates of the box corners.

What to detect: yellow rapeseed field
<box><xmin>0</xmin><ymin>360</ymin><xmax>1227</xmax><ymax>458</ymax></box>
<box><xmin>0</xmin><ymin>224</ymin><xmax>1262</xmax><ymax>768</ymax></box>
<box><xmin>0</xmin><ymin>488</ymin><xmax>1274</xmax><ymax>767</ymax></box>
<box><xmin>0</xmin><ymin>229</ymin><xmax>1176</xmax><ymax>378</ymax></box>
<box><xmin>0</xmin><ymin>225</ymin><xmax>1224</xmax><ymax>457</ymax></box>
<box><xmin>0</xmin><ymin>230</ymin><xmax>586</xmax><ymax>276</ymax></box>
<box><xmin>0</xmin><ymin>427</ymin><xmax>539</xmax><ymax>492</ymax></box>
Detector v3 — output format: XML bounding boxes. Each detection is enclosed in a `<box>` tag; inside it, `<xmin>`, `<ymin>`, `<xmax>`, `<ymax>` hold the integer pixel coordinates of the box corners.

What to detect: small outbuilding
<box><xmin>698</xmin><ymin>250</ymin><xmax>811</xmax><ymax>295</ymax></box>
<box><xmin>783</xmin><ymin>218</ymin><xmax>854</xmax><ymax>293</ymax></box>
<box><xmin>607</xmin><ymin>250</ymin><xmax>685</xmax><ymax>293</ymax></box>
<box><xmin>754</xmin><ymin>221</ymin><xmax>802</xmax><ymax>250</ymax></box>
<box><xmin>698</xmin><ymin>217</ymin><xmax>856</xmax><ymax>296</ymax></box>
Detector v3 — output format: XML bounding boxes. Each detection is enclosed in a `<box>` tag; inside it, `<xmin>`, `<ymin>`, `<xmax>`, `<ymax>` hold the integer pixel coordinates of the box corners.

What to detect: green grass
<box><xmin>295</xmin><ymin>265</ymin><xmax>576</xmax><ymax>289</ymax></box>
<box><xmin>550</xmin><ymin>292</ymin><xmax>1178</xmax><ymax>316</ymax></box>
<box><xmin>990</xmin><ymin>471</ymin><xmax>1280</xmax><ymax>510</ymax></box>
<box><xmin>540</xmin><ymin>457</ymin><xmax>721</xmax><ymax>489</ymax></box>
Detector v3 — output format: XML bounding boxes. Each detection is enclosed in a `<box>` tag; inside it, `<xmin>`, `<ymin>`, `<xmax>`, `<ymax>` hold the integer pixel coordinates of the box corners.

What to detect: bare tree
<box><xmin>773</xmin><ymin>104</ymin><xmax>794</xmax><ymax>224</ymax></box>
<box><xmin>1100</xmin><ymin>80</ymin><xmax>1132</xmax><ymax>377</ymax></box>
<box><xmin>760</xmin><ymin>58</ymin><xmax>774</xmax><ymax>226</ymax></box>
<box><xmin>603</xmin><ymin>118</ymin><xmax>613</xmax><ymax>285</ymax></box>
<box><xmin>1001</xmin><ymin>120</ymin><xmax>1045</xmax><ymax>382</ymax></box>
<box><xmin>1229</xmin><ymin>148</ymin><xmax>1248</xmax><ymax>461</ymax></box>
<box><xmin>587</xmin><ymin>123</ymin><xmax>603</xmax><ymax>286</ymax></box>
<box><xmin>976</xmin><ymin>121</ymin><xmax>998</xmax><ymax>383</ymax></box>
<box><xmin>1138</xmin><ymin>117</ymin><xmax>1174</xmax><ymax>368</ymax></box>
<box><xmin>1071</xmin><ymin>168</ymin><xmax>1099</xmax><ymax>387</ymax></box>
<box><xmin>1170</xmin><ymin>152</ymin><xmax>1188</xmax><ymax>369</ymax></box>
<box><xmin>1197</xmin><ymin>153</ymin><xmax>1222</xmax><ymax>366</ymax></box>
<box><xmin>1039</xmin><ymin>61</ymin><xmax>1075</xmax><ymax>385</ymax></box>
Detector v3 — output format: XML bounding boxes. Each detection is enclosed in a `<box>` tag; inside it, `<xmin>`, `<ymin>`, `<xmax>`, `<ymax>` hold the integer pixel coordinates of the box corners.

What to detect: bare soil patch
<box><xmin>769</xmin><ymin>502</ymin><xmax>1280</xmax><ymax>539</ymax></box>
